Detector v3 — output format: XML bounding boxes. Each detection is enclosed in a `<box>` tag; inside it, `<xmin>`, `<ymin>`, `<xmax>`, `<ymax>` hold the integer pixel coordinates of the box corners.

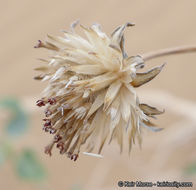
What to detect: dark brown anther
<box><xmin>48</xmin><ymin>98</ymin><xmax>56</xmax><ymax>105</ymax></box>
<box><xmin>45</xmin><ymin>109</ymin><xmax>52</xmax><ymax>117</ymax></box>
<box><xmin>36</xmin><ymin>99</ymin><xmax>46</xmax><ymax>107</ymax></box>
<box><xmin>57</xmin><ymin>142</ymin><xmax>65</xmax><ymax>154</ymax></box>
<box><xmin>42</xmin><ymin>126</ymin><xmax>46</xmax><ymax>131</ymax></box>
<box><xmin>43</xmin><ymin>119</ymin><xmax>51</xmax><ymax>127</ymax></box>
<box><xmin>43</xmin><ymin>126</ymin><xmax>50</xmax><ymax>132</ymax></box>
<box><xmin>44</xmin><ymin>145</ymin><xmax>53</xmax><ymax>156</ymax></box>
<box><xmin>56</xmin><ymin>142</ymin><xmax>64</xmax><ymax>150</ymax></box>
<box><xmin>34</xmin><ymin>40</ymin><xmax>42</xmax><ymax>48</ymax></box>
<box><xmin>49</xmin><ymin>128</ymin><xmax>56</xmax><ymax>134</ymax></box>
<box><xmin>54</xmin><ymin>134</ymin><xmax>62</xmax><ymax>143</ymax></box>
<box><xmin>70</xmin><ymin>154</ymin><xmax>78</xmax><ymax>161</ymax></box>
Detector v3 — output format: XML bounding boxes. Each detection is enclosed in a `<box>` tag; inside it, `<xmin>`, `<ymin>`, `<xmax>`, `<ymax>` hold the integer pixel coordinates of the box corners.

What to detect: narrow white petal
<box><xmin>83</xmin><ymin>152</ymin><xmax>103</xmax><ymax>158</ymax></box>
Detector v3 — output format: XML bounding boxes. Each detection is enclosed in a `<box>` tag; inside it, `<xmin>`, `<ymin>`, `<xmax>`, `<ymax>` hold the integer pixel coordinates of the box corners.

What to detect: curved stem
<box><xmin>141</xmin><ymin>45</ymin><xmax>196</xmax><ymax>62</ymax></box>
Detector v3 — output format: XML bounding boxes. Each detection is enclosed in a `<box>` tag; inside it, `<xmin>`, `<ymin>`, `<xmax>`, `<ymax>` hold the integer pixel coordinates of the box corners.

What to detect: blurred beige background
<box><xmin>0</xmin><ymin>0</ymin><xmax>196</xmax><ymax>190</ymax></box>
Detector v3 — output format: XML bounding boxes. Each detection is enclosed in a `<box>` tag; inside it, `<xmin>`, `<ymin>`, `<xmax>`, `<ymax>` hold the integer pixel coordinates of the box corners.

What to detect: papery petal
<box><xmin>131</xmin><ymin>63</ymin><xmax>165</xmax><ymax>87</ymax></box>
<box><xmin>110</xmin><ymin>22</ymin><xmax>135</xmax><ymax>52</ymax></box>
<box><xmin>139</xmin><ymin>103</ymin><xmax>164</xmax><ymax>116</ymax></box>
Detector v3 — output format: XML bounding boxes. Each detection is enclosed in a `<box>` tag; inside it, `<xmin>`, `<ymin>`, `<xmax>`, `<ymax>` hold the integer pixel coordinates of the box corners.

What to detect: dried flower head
<box><xmin>35</xmin><ymin>21</ymin><xmax>164</xmax><ymax>161</ymax></box>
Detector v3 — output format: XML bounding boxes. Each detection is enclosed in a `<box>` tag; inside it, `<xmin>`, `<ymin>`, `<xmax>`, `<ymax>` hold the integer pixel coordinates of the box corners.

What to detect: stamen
<box><xmin>43</xmin><ymin>126</ymin><xmax>50</xmax><ymax>132</ymax></box>
<box><xmin>36</xmin><ymin>99</ymin><xmax>46</xmax><ymax>107</ymax></box>
<box><xmin>56</xmin><ymin>142</ymin><xmax>64</xmax><ymax>154</ymax></box>
<box><xmin>49</xmin><ymin>128</ymin><xmax>57</xmax><ymax>134</ymax></box>
<box><xmin>45</xmin><ymin>109</ymin><xmax>52</xmax><ymax>117</ymax></box>
<box><xmin>43</xmin><ymin>119</ymin><xmax>51</xmax><ymax>127</ymax></box>
<box><xmin>70</xmin><ymin>154</ymin><xmax>79</xmax><ymax>161</ymax></box>
<box><xmin>34</xmin><ymin>40</ymin><xmax>43</xmax><ymax>48</ymax></box>
<box><xmin>54</xmin><ymin>134</ymin><xmax>62</xmax><ymax>143</ymax></box>
<box><xmin>44</xmin><ymin>143</ymin><xmax>54</xmax><ymax>156</ymax></box>
<box><xmin>48</xmin><ymin>98</ymin><xmax>56</xmax><ymax>105</ymax></box>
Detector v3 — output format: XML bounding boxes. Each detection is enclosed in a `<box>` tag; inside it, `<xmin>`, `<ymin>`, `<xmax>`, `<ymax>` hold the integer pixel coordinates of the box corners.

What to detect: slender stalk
<box><xmin>141</xmin><ymin>45</ymin><xmax>196</xmax><ymax>61</ymax></box>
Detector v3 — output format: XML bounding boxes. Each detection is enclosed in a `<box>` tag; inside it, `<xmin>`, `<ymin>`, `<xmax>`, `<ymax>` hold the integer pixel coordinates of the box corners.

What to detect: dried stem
<box><xmin>141</xmin><ymin>45</ymin><xmax>196</xmax><ymax>61</ymax></box>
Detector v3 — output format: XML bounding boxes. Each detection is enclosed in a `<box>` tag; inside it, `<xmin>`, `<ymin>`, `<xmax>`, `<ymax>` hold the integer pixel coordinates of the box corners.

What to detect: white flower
<box><xmin>35</xmin><ymin>21</ymin><xmax>164</xmax><ymax>161</ymax></box>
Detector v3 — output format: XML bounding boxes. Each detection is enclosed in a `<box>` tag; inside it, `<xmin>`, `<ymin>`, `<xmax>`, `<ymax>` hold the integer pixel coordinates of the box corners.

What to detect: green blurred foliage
<box><xmin>16</xmin><ymin>149</ymin><xmax>46</xmax><ymax>182</ymax></box>
<box><xmin>0</xmin><ymin>142</ymin><xmax>13</xmax><ymax>166</ymax></box>
<box><xmin>70</xmin><ymin>184</ymin><xmax>83</xmax><ymax>190</ymax></box>
<box><xmin>0</xmin><ymin>97</ymin><xmax>47</xmax><ymax>183</ymax></box>
<box><xmin>0</xmin><ymin>98</ymin><xmax>28</xmax><ymax>137</ymax></box>
<box><xmin>0</xmin><ymin>98</ymin><xmax>21</xmax><ymax>110</ymax></box>
<box><xmin>184</xmin><ymin>162</ymin><xmax>196</xmax><ymax>176</ymax></box>
<box><xmin>6</xmin><ymin>110</ymin><xmax>28</xmax><ymax>137</ymax></box>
